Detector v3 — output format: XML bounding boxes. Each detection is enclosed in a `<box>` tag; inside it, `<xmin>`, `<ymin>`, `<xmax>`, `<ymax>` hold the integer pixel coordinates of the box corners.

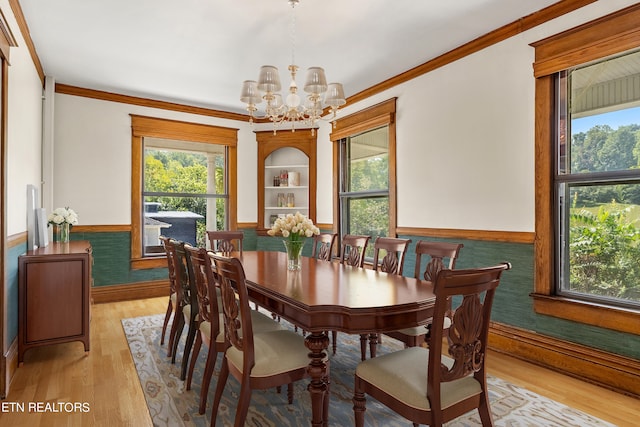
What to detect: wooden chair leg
<box><xmin>160</xmin><ymin>300</ymin><xmax>172</xmax><ymax>345</ymax></box>
<box><xmin>234</xmin><ymin>380</ymin><xmax>253</xmax><ymax>427</ymax></box>
<box><xmin>331</xmin><ymin>331</ymin><xmax>338</xmax><ymax>355</ymax></box>
<box><xmin>180</xmin><ymin>321</ymin><xmax>197</xmax><ymax>380</ymax></box>
<box><xmin>211</xmin><ymin>358</ymin><xmax>230</xmax><ymax>427</ymax></box>
<box><xmin>170</xmin><ymin>315</ymin><xmax>185</xmax><ymax>363</ymax></box>
<box><xmin>198</xmin><ymin>344</ymin><xmax>218</xmax><ymax>415</ymax></box>
<box><xmin>186</xmin><ymin>333</ymin><xmax>202</xmax><ymax>390</ymax></box>
<box><xmin>353</xmin><ymin>388</ymin><xmax>366</xmax><ymax>427</ymax></box>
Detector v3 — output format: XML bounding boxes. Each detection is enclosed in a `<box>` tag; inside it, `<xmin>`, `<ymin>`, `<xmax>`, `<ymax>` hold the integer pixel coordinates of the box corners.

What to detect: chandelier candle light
<box><xmin>267</xmin><ymin>212</ymin><xmax>319</xmax><ymax>270</ymax></box>
<box><xmin>240</xmin><ymin>0</ymin><xmax>346</xmax><ymax>135</ymax></box>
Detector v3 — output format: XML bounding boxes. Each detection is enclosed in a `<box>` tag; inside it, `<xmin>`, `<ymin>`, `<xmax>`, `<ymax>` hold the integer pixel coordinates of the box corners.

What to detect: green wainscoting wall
<box><xmin>9</xmin><ymin>228</ymin><xmax>635</xmax><ymax>362</ymax></box>
<box><xmin>69</xmin><ymin>231</ymin><xmax>167</xmax><ymax>286</ymax></box>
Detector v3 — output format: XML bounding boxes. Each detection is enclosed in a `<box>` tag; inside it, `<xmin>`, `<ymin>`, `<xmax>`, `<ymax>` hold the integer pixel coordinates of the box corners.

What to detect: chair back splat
<box><xmin>311</xmin><ymin>233</ymin><xmax>337</xmax><ymax>261</ymax></box>
<box><xmin>414</xmin><ymin>240</ymin><xmax>463</xmax><ymax>281</ymax></box>
<box><xmin>372</xmin><ymin>236</ymin><xmax>412</xmax><ymax>275</ymax></box>
<box><xmin>207</xmin><ymin>230</ymin><xmax>244</xmax><ymax>253</ymax></box>
<box><xmin>340</xmin><ymin>234</ymin><xmax>371</xmax><ymax>268</ymax></box>
<box><xmin>353</xmin><ymin>262</ymin><xmax>511</xmax><ymax>427</ymax></box>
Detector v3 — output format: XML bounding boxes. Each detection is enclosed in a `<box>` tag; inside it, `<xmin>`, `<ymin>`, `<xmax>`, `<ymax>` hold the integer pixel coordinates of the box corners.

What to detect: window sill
<box><xmin>531</xmin><ymin>293</ymin><xmax>640</xmax><ymax>335</ymax></box>
<box><xmin>131</xmin><ymin>257</ymin><xmax>168</xmax><ymax>270</ymax></box>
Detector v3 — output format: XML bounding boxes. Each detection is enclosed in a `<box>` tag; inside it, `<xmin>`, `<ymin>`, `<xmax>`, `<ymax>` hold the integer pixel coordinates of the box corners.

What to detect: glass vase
<box><xmin>54</xmin><ymin>223</ymin><xmax>70</xmax><ymax>243</ymax></box>
<box><xmin>283</xmin><ymin>239</ymin><xmax>305</xmax><ymax>271</ymax></box>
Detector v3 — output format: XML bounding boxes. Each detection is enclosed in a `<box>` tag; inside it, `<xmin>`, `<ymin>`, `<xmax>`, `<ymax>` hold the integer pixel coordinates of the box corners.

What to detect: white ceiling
<box><xmin>19</xmin><ymin>0</ymin><xmax>561</xmax><ymax>115</ymax></box>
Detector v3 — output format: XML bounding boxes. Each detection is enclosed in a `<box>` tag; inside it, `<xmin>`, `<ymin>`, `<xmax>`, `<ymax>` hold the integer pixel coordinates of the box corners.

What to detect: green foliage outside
<box><xmin>346</xmin><ymin>154</ymin><xmax>389</xmax><ymax>257</ymax></box>
<box><xmin>568</xmin><ymin>124</ymin><xmax>640</xmax><ymax>303</ymax></box>
<box><xmin>144</xmin><ymin>149</ymin><xmax>225</xmax><ymax>247</ymax></box>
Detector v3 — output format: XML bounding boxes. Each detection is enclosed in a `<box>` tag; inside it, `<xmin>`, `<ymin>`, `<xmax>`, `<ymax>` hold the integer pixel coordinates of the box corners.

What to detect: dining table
<box><xmin>231</xmin><ymin>250</ymin><xmax>437</xmax><ymax>427</ymax></box>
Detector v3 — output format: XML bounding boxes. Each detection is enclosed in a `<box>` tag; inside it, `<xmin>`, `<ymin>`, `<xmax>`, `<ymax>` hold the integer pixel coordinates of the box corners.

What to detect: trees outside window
<box><xmin>143</xmin><ymin>142</ymin><xmax>227</xmax><ymax>255</ymax></box>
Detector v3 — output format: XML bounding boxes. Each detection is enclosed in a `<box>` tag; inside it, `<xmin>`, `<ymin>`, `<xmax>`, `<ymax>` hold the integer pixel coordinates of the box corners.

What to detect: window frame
<box><xmin>531</xmin><ymin>4</ymin><xmax>640</xmax><ymax>334</ymax></box>
<box><xmin>130</xmin><ymin>115</ymin><xmax>238</xmax><ymax>269</ymax></box>
<box><xmin>331</xmin><ymin>98</ymin><xmax>397</xmax><ymax>240</ymax></box>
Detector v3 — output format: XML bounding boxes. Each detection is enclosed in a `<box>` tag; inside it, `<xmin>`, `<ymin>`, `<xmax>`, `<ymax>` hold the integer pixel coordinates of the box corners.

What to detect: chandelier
<box><xmin>240</xmin><ymin>0</ymin><xmax>346</xmax><ymax>135</ymax></box>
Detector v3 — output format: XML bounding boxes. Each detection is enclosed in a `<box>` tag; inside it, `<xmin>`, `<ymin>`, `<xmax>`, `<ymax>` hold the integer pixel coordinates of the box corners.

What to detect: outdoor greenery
<box><xmin>144</xmin><ymin>149</ymin><xmax>225</xmax><ymax>247</ymax></box>
<box><xmin>568</xmin><ymin>124</ymin><xmax>640</xmax><ymax>303</ymax></box>
<box><xmin>347</xmin><ymin>154</ymin><xmax>389</xmax><ymax>241</ymax></box>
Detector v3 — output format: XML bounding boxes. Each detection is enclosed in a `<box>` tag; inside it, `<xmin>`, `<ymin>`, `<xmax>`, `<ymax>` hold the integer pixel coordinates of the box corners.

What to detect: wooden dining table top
<box><xmin>234</xmin><ymin>250</ymin><xmax>437</xmax><ymax>334</ymax></box>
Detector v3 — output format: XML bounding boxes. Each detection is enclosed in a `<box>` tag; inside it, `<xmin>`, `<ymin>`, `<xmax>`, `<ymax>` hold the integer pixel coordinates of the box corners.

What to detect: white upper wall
<box><xmin>3</xmin><ymin>0</ymin><xmax>44</xmax><ymax>237</ymax></box>
<box><xmin>53</xmin><ymin>94</ymin><xmax>257</xmax><ymax>225</ymax></box>
<box><xmin>45</xmin><ymin>0</ymin><xmax>638</xmax><ymax>233</ymax></box>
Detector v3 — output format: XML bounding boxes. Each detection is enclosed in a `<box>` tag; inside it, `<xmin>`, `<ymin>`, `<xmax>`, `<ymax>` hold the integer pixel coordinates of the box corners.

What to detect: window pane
<box><xmin>562</xmin><ymin>183</ymin><xmax>640</xmax><ymax>305</ymax></box>
<box><xmin>345</xmin><ymin>197</ymin><xmax>389</xmax><ymax>257</ymax></box>
<box><xmin>143</xmin><ymin>142</ymin><xmax>227</xmax><ymax>256</ymax></box>
<box><xmin>347</xmin><ymin>127</ymin><xmax>389</xmax><ymax>192</ymax></box>
<box><xmin>568</xmin><ymin>50</ymin><xmax>640</xmax><ymax>174</ymax></box>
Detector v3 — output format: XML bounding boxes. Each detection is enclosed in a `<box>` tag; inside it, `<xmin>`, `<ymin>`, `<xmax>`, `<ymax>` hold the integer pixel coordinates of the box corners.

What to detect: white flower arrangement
<box><xmin>267</xmin><ymin>212</ymin><xmax>320</xmax><ymax>241</ymax></box>
<box><xmin>48</xmin><ymin>207</ymin><xmax>79</xmax><ymax>227</ymax></box>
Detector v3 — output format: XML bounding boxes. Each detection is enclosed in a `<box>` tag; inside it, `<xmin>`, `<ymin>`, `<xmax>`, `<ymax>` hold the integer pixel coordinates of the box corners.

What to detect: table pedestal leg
<box><xmin>304</xmin><ymin>331</ymin><xmax>330</xmax><ymax>427</ymax></box>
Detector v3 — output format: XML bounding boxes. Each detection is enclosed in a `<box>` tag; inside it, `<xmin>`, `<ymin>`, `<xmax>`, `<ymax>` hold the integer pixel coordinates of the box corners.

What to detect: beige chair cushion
<box><xmin>226</xmin><ymin>329</ymin><xmax>310</xmax><ymax>378</ymax></box>
<box><xmin>170</xmin><ymin>292</ymin><xmax>177</xmax><ymax>305</ymax></box>
<box><xmin>199</xmin><ymin>309</ymin><xmax>282</xmax><ymax>344</ymax></box>
<box><xmin>395</xmin><ymin>317</ymin><xmax>452</xmax><ymax>336</ymax></box>
<box><xmin>355</xmin><ymin>346</ymin><xmax>481</xmax><ymax>411</ymax></box>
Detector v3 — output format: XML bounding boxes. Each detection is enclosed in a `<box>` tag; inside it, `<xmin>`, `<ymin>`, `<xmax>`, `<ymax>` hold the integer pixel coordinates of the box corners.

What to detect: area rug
<box><xmin>122</xmin><ymin>314</ymin><xmax>615</xmax><ymax>426</ymax></box>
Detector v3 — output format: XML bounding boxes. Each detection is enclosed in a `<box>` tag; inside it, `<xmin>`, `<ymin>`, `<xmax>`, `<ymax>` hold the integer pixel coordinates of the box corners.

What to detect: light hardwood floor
<box><xmin>1</xmin><ymin>297</ymin><xmax>638</xmax><ymax>426</ymax></box>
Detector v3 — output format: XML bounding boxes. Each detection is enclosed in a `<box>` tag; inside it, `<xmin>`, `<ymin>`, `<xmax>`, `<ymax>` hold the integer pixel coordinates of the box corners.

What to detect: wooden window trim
<box><xmin>331</xmin><ymin>98</ymin><xmax>397</xmax><ymax>237</ymax></box>
<box><xmin>130</xmin><ymin>115</ymin><xmax>238</xmax><ymax>269</ymax></box>
<box><xmin>532</xmin><ymin>4</ymin><xmax>640</xmax><ymax>335</ymax></box>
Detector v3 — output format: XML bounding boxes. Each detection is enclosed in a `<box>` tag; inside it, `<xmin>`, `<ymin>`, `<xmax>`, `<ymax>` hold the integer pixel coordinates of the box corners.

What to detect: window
<box><xmin>339</xmin><ymin>127</ymin><xmax>389</xmax><ymax>254</ymax></box>
<box><xmin>143</xmin><ymin>138</ymin><xmax>227</xmax><ymax>256</ymax></box>
<box><xmin>532</xmin><ymin>4</ymin><xmax>640</xmax><ymax>333</ymax></box>
<box><xmin>331</xmin><ymin>99</ymin><xmax>396</xmax><ymax>254</ymax></box>
<box><xmin>556</xmin><ymin>50</ymin><xmax>640</xmax><ymax>308</ymax></box>
<box><xmin>131</xmin><ymin>115</ymin><xmax>238</xmax><ymax>269</ymax></box>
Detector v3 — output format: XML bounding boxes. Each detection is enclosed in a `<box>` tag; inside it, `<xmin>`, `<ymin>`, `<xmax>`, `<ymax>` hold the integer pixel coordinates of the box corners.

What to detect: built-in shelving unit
<box><xmin>257</xmin><ymin>130</ymin><xmax>317</xmax><ymax>234</ymax></box>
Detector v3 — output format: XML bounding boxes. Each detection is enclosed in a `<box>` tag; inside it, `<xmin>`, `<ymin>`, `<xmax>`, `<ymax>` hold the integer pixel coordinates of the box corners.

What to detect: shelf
<box><xmin>265</xmin><ymin>186</ymin><xmax>308</xmax><ymax>190</ymax></box>
<box><xmin>265</xmin><ymin>164</ymin><xmax>309</xmax><ymax>169</ymax></box>
<box><xmin>265</xmin><ymin>206</ymin><xmax>309</xmax><ymax>210</ymax></box>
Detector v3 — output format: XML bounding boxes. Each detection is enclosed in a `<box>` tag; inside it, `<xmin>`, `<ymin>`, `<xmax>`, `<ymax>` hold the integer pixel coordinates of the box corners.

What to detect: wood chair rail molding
<box><xmin>396</xmin><ymin>227</ymin><xmax>535</xmax><ymax>244</ymax></box>
<box><xmin>532</xmin><ymin>3</ymin><xmax>640</xmax><ymax>335</ymax></box>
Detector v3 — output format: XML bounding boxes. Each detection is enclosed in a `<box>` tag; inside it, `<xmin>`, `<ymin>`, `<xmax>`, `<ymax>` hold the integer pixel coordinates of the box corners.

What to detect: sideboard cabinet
<box><xmin>18</xmin><ymin>240</ymin><xmax>92</xmax><ymax>364</ymax></box>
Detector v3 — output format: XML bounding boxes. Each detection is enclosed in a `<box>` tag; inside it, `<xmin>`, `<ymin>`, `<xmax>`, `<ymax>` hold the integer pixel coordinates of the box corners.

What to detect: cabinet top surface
<box><xmin>22</xmin><ymin>240</ymin><xmax>91</xmax><ymax>257</ymax></box>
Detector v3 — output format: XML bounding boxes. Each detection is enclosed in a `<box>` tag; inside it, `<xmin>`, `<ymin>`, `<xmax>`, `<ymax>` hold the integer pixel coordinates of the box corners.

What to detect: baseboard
<box><xmin>3</xmin><ymin>338</ymin><xmax>18</xmax><ymax>398</ymax></box>
<box><xmin>489</xmin><ymin>322</ymin><xmax>640</xmax><ymax>398</ymax></box>
<box><xmin>91</xmin><ymin>280</ymin><xmax>169</xmax><ymax>303</ymax></box>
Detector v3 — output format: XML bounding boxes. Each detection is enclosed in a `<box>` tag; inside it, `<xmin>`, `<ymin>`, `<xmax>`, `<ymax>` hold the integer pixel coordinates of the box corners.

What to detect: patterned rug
<box><xmin>122</xmin><ymin>314</ymin><xmax>616</xmax><ymax>426</ymax></box>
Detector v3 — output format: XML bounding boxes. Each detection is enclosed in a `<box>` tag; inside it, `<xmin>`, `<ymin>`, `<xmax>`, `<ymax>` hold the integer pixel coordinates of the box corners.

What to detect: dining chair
<box><xmin>210</xmin><ymin>254</ymin><xmax>328</xmax><ymax>427</ymax></box>
<box><xmin>162</xmin><ymin>237</ymin><xmax>189</xmax><ymax>360</ymax></box>
<box><xmin>362</xmin><ymin>236</ymin><xmax>412</xmax><ymax>359</ymax></box>
<box><xmin>384</xmin><ymin>240</ymin><xmax>463</xmax><ymax>349</ymax></box>
<box><xmin>206</xmin><ymin>230</ymin><xmax>244</xmax><ymax>253</ymax></box>
<box><xmin>339</xmin><ymin>234</ymin><xmax>371</xmax><ymax>268</ymax></box>
<box><xmin>311</xmin><ymin>232</ymin><xmax>337</xmax><ymax>261</ymax></box>
<box><xmin>353</xmin><ymin>262</ymin><xmax>511</xmax><ymax>427</ymax></box>
<box><xmin>168</xmin><ymin>239</ymin><xmax>199</xmax><ymax>381</ymax></box>
<box><xmin>159</xmin><ymin>235</ymin><xmax>178</xmax><ymax>352</ymax></box>
<box><xmin>184</xmin><ymin>245</ymin><xmax>283</xmax><ymax>415</ymax></box>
